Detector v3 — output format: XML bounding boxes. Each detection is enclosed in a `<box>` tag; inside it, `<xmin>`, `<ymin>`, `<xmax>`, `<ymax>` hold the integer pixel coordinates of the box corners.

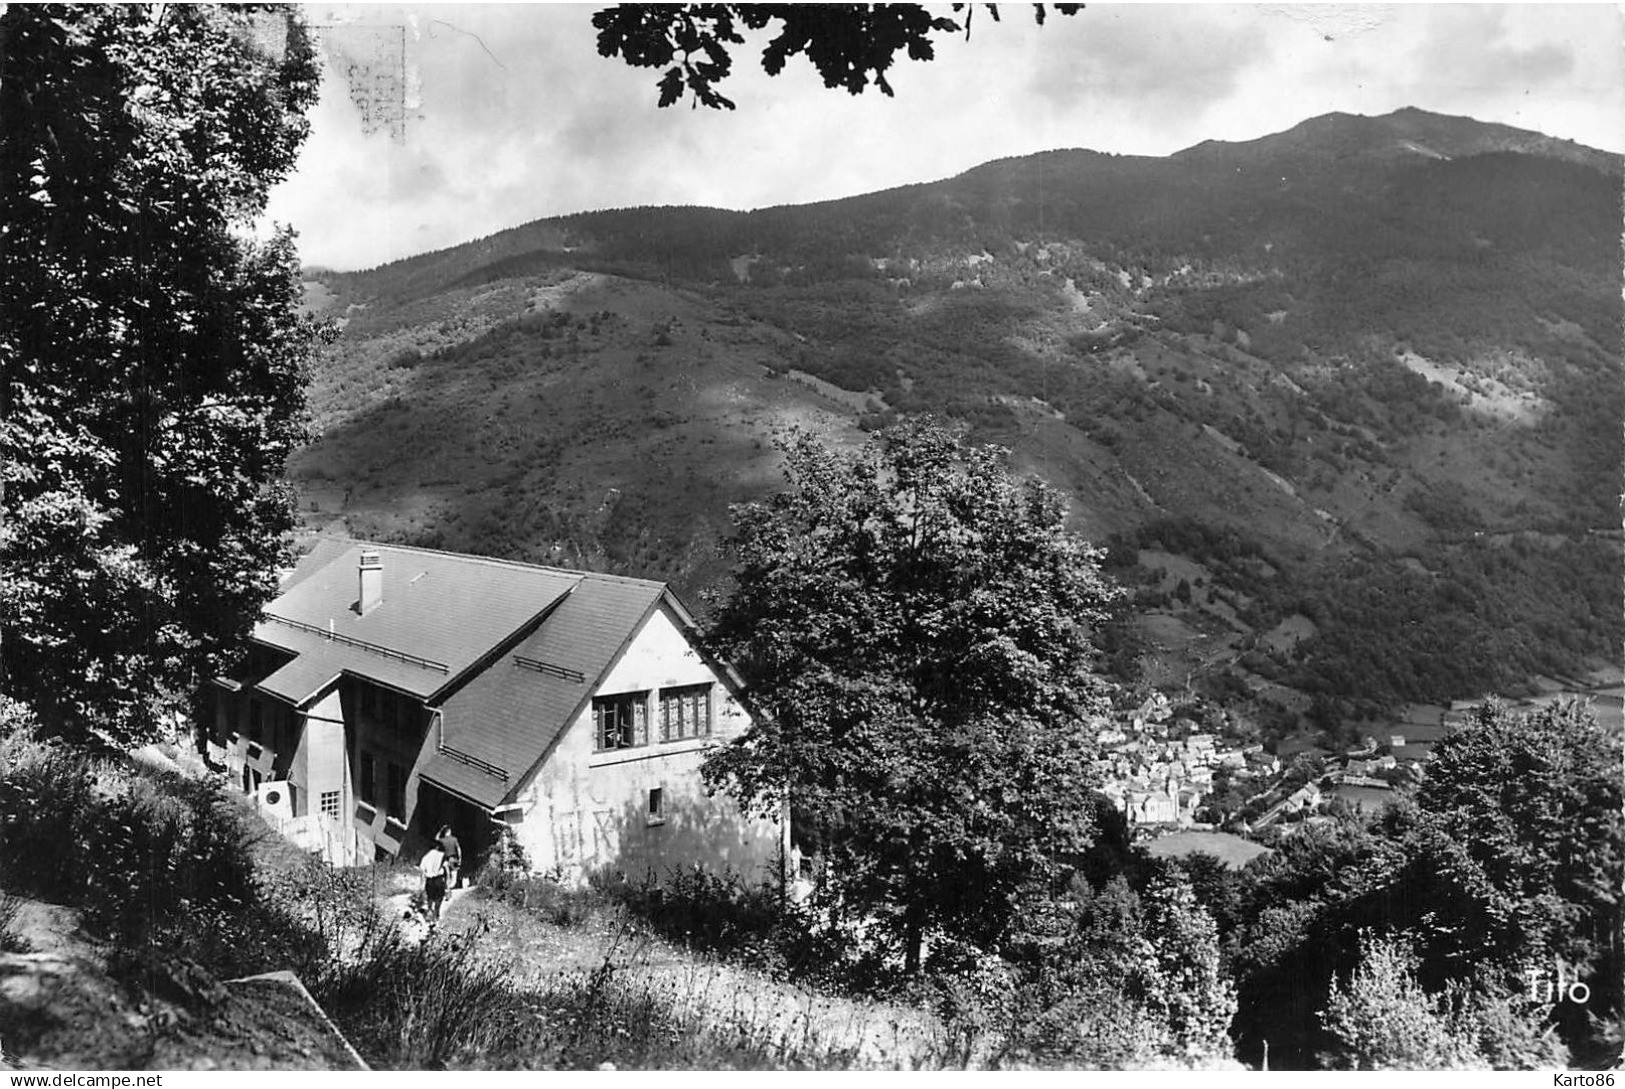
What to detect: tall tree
<box><xmin>703</xmin><ymin>417</ymin><xmax>1120</xmax><ymax>970</ymax></box>
<box><xmin>0</xmin><ymin>5</ymin><xmax>322</xmax><ymax>747</ymax></box>
<box><xmin>1397</xmin><ymin>699</ymin><xmax>1624</xmax><ymax>1040</ymax></box>
<box><xmin>1226</xmin><ymin>699</ymin><xmax>1621</xmax><ymax>1067</ymax></box>
<box><xmin>1137</xmin><ymin>869</ymin><xmax>1239</xmax><ymax>1059</ymax></box>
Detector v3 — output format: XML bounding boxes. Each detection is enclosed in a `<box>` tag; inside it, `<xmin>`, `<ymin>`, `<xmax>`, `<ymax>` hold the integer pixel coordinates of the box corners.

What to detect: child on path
<box><xmin>420</xmin><ymin>843</ymin><xmax>448</xmax><ymax>922</ymax></box>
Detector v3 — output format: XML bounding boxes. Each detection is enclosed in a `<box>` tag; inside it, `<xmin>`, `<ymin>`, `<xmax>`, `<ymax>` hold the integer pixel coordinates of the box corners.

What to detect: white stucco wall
<box><xmin>299</xmin><ymin>688</ymin><xmax>348</xmax><ymax>830</ymax></box>
<box><xmin>510</xmin><ymin>603</ymin><xmax>785</xmax><ymax>887</ymax></box>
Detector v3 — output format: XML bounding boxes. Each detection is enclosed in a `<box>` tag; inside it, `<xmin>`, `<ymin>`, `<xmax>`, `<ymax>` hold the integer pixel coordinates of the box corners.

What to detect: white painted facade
<box><xmin>504</xmin><ymin>602</ymin><xmax>785</xmax><ymax>885</ymax></box>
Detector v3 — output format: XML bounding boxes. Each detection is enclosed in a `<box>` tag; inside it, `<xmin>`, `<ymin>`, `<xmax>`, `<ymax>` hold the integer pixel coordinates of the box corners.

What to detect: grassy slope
<box><xmin>292</xmin><ymin>270</ymin><xmax>869</xmax><ymax>603</ymax></box>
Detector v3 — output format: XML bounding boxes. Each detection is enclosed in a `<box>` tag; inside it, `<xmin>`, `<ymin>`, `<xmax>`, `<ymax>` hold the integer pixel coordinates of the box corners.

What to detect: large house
<box><xmin>201</xmin><ymin>539</ymin><xmax>787</xmax><ymax>886</ymax></box>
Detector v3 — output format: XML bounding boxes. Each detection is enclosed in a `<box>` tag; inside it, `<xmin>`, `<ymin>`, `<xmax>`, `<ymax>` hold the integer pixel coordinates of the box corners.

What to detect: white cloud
<box><xmin>262</xmin><ymin>3</ymin><xmax>1625</xmax><ymax>271</ymax></box>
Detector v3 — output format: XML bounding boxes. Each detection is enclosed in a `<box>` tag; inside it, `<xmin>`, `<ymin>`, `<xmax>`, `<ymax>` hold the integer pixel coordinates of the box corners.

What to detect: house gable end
<box><xmin>501</xmin><ymin>592</ymin><xmax>668</xmax><ymax>806</ymax></box>
<box><xmin>653</xmin><ymin>588</ymin><xmax>757</xmax><ymax>720</ymax></box>
<box><xmin>504</xmin><ymin>593</ymin><xmax>755</xmax><ymax>807</ymax></box>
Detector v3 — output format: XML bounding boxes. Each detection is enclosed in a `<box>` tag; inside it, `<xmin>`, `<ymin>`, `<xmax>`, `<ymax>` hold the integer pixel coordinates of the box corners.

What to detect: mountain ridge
<box><xmin>315</xmin><ymin>107</ymin><xmax>1619</xmax><ymax>291</ymax></box>
<box><xmin>294</xmin><ymin>105</ymin><xmax>1623</xmax><ymax>733</ymax></box>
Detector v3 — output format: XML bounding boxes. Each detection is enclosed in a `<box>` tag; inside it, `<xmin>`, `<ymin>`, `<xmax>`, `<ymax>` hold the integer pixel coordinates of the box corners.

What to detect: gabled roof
<box><xmin>250</xmin><ymin>540</ymin><xmax>582</xmax><ymax>703</ymax></box>
<box><xmin>245</xmin><ymin>538</ymin><xmax>723</xmax><ymax>812</ymax></box>
<box><xmin>421</xmin><ymin>574</ymin><xmax>669</xmax><ymax>808</ymax></box>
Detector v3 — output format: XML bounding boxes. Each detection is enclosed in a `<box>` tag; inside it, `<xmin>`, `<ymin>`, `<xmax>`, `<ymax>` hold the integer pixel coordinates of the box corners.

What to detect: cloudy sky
<box><xmin>262</xmin><ymin>3</ymin><xmax>1625</xmax><ymax>271</ymax></box>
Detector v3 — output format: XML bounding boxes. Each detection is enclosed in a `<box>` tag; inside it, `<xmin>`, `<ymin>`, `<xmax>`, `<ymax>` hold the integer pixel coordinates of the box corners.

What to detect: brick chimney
<box><xmin>358</xmin><ymin>550</ymin><xmax>383</xmax><ymax>614</ymax></box>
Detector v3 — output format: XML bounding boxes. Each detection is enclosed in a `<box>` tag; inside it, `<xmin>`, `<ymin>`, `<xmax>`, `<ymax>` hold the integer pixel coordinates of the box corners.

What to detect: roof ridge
<box><xmin>301</xmin><ymin>535</ymin><xmax>669</xmax><ymax>590</ymax></box>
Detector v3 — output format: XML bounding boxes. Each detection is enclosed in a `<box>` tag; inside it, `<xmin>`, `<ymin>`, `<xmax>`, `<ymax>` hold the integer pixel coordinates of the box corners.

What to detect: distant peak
<box><xmin>1169</xmin><ymin>107</ymin><xmax>1617</xmax><ymax>174</ymax></box>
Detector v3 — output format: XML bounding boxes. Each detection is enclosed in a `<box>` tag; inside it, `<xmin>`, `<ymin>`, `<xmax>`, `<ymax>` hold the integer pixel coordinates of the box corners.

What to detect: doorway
<box><xmin>416</xmin><ymin>781</ymin><xmax>497</xmax><ymax>878</ymax></box>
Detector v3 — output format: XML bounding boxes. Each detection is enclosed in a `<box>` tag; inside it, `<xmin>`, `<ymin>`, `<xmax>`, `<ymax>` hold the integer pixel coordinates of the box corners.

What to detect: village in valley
<box><xmin>1099</xmin><ymin>677</ymin><xmax>1625</xmax><ymax>858</ymax></box>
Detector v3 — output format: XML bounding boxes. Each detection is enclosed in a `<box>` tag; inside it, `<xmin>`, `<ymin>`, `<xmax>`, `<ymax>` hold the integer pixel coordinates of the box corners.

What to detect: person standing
<box><xmin>437</xmin><ymin>824</ymin><xmax>462</xmax><ymax>890</ymax></box>
<box><xmin>420</xmin><ymin>843</ymin><xmax>447</xmax><ymax>923</ymax></box>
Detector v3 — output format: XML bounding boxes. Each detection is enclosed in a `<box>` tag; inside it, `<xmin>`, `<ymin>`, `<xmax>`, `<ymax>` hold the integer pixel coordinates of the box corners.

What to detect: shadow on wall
<box><xmin>596</xmin><ymin>790</ymin><xmax>783</xmax><ymax>891</ymax></box>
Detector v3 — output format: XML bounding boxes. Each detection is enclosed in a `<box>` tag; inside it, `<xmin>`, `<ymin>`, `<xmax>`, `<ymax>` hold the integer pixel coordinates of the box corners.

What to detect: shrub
<box><xmin>488</xmin><ymin>871</ymin><xmax>603</xmax><ymax>928</ymax></box>
<box><xmin>914</xmin><ymin>939</ymin><xmax>1018</xmax><ymax>1067</ymax></box>
<box><xmin>993</xmin><ymin>876</ymin><xmax>1239</xmax><ymax>1069</ymax></box>
<box><xmin>0</xmin><ymin>727</ymin><xmax>96</xmax><ymax>901</ymax></box>
<box><xmin>528</xmin><ymin>879</ymin><xmax>602</xmax><ymax>928</ymax></box>
<box><xmin>0</xmin><ymin>889</ymin><xmax>28</xmax><ymax>953</ymax></box>
<box><xmin>632</xmin><ymin>866</ymin><xmax>782</xmax><ymax>954</ymax></box>
<box><xmin>315</xmin><ymin>927</ymin><xmax>522</xmax><ymax>1069</ymax></box>
<box><xmin>264</xmin><ymin>858</ymin><xmax>396</xmax><ymax>976</ymax></box>
<box><xmin>80</xmin><ymin>770</ymin><xmax>259</xmax><ymax>945</ymax></box>
<box><xmin>474</xmin><ymin>826</ymin><xmax>536</xmax><ymax>900</ymax></box>
<box><xmin>0</xmin><ymin>713</ymin><xmax>274</xmax><ymax>988</ymax></box>
<box><xmin>1320</xmin><ymin>932</ymin><xmax>1487</xmax><ymax>1069</ymax></box>
<box><xmin>611</xmin><ymin>865</ymin><xmax>893</xmax><ymax>997</ymax></box>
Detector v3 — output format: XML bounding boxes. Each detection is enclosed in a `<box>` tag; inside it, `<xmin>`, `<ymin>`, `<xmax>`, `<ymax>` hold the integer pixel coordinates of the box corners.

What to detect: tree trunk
<box><xmin>904</xmin><ymin>909</ymin><xmax>923</xmax><ymax>974</ymax></box>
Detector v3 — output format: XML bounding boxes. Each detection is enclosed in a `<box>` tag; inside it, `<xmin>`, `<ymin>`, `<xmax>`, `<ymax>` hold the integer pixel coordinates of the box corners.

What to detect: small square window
<box><xmin>647</xmin><ymin>787</ymin><xmax>665</xmax><ymax>826</ymax></box>
<box><xmin>320</xmin><ymin>790</ymin><xmax>341</xmax><ymax>821</ymax></box>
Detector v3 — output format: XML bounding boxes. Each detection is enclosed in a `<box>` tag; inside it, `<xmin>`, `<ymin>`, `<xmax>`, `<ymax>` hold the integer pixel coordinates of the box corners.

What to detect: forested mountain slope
<box><xmin>294</xmin><ymin>108</ymin><xmax>1623</xmax><ymax>729</ymax></box>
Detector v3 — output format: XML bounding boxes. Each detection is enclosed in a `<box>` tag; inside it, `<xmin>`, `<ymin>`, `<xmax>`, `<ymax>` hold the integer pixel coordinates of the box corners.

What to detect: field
<box><xmin>1143</xmin><ymin>831</ymin><xmax>1271</xmax><ymax>870</ymax></box>
<box><xmin>1329</xmin><ymin>784</ymin><xmax>1401</xmax><ymax>816</ymax></box>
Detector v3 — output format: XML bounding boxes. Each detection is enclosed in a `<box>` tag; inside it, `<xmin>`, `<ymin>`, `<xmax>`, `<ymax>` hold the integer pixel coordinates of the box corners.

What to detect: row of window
<box><xmin>225</xmin><ymin>679</ymin><xmax>412</xmax><ymax>759</ymax></box>
<box><xmin>593</xmin><ymin>684</ymin><xmax>714</xmax><ymax>752</ymax></box>
<box><xmin>350</xmin><ymin>681</ymin><xmax>411</xmax><ymax>822</ymax></box>
<box><xmin>235</xmin><ymin>685</ymin><xmax>710</xmax><ymax>819</ymax></box>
